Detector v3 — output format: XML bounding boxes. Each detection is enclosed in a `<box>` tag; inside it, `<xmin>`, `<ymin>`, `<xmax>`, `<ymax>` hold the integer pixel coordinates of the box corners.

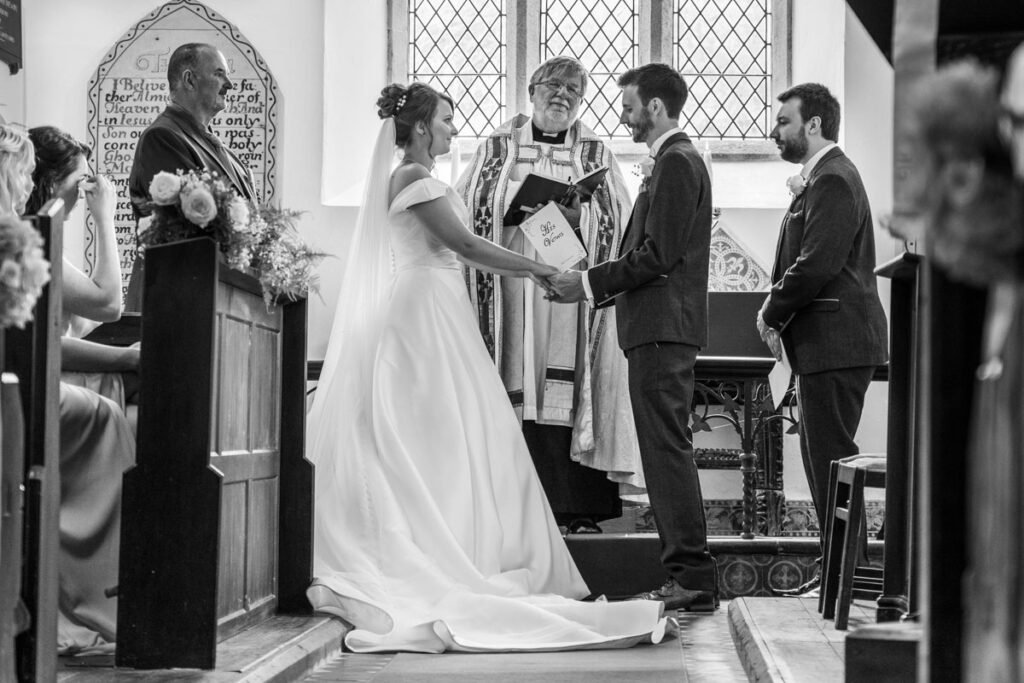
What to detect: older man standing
<box><xmin>129</xmin><ymin>42</ymin><xmax>255</xmax><ymax>213</ymax></box>
<box><xmin>457</xmin><ymin>56</ymin><xmax>638</xmax><ymax>531</ymax></box>
<box><xmin>126</xmin><ymin>43</ymin><xmax>256</xmax><ymax>306</ymax></box>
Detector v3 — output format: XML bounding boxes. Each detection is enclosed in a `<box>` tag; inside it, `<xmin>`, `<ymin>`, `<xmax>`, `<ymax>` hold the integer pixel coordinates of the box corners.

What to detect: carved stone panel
<box><xmin>86</xmin><ymin>0</ymin><xmax>281</xmax><ymax>292</ymax></box>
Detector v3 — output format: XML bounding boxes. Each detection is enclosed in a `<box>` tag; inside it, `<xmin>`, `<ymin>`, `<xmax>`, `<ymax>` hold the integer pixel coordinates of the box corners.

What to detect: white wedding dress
<box><xmin>306</xmin><ymin>170</ymin><xmax>666</xmax><ymax>653</ymax></box>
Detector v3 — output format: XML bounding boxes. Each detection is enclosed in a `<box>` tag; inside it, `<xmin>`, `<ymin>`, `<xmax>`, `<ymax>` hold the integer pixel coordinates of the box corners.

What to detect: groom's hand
<box><xmin>545</xmin><ymin>270</ymin><xmax>585</xmax><ymax>303</ymax></box>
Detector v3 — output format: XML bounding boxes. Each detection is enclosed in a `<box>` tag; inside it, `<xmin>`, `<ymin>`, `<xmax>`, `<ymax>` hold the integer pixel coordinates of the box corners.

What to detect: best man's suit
<box><xmin>587</xmin><ymin>130</ymin><xmax>716</xmax><ymax>591</ymax></box>
<box><xmin>761</xmin><ymin>146</ymin><xmax>888</xmax><ymax>544</ymax></box>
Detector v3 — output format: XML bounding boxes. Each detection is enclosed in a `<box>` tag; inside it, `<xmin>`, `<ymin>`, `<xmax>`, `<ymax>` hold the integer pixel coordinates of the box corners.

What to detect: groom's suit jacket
<box><xmin>761</xmin><ymin>147</ymin><xmax>887</xmax><ymax>375</ymax></box>
<box><xmin>129</xmin><ymin>103</ymin><xmax>256</xmax><ymax>218</ymax></box>
<box><xmin>587</xmin><ymin>131</ymin><xmax>711</xmax><ymax>351</ymax></box>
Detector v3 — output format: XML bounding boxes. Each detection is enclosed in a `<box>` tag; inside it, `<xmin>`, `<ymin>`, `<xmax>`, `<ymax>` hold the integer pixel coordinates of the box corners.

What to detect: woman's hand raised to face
<box><xmin>80</xmin><ymin>174</ymin><xmax>116</xmax><ymax>221</ymax></box>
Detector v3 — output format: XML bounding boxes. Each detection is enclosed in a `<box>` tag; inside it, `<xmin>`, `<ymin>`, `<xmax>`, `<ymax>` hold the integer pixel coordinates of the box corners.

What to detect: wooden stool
<box><xmin>819</xmin><ymin>453</ymin><xmax>886</xmax><ymax>630</ymax></box>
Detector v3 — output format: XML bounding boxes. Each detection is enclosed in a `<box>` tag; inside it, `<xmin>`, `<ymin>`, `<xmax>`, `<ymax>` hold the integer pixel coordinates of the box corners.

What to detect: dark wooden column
<box><xmin>8</xmin><ymin>202</ymin><xmax>64</xmax><ymax>683</ymax></box>
<box><xmin>278</xmin><ymin>298</ymin><xmax>313</xmax><ymax>614</ymax></box>
<box><xmin>917</xmin><ymin>266</ymin><xmax>986</xmax><ymax>681</ymax></box>
<box><xmin>874</xmin><ymin>252</ymin><xmax>920</xmax><ymax>622</ymax></box>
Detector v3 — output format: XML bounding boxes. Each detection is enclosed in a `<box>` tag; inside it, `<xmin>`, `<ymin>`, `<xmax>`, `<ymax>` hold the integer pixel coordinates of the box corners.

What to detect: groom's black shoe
<box><xmin>771</xmin><ymin>573</ymin><xmax>820</xmax><ymax>597</ymax></box>
<box><xmin>632</xmin><ymin>578</ymin><xmax>717</xmax><ymax>612</ymax></box>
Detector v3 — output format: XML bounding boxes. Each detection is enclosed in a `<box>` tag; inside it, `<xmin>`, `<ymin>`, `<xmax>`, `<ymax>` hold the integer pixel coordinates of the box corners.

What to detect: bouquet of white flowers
<box><xmin>141</xmin><ymin>169</ymin><xmax>325</xmax><ymax>307</ymax></box>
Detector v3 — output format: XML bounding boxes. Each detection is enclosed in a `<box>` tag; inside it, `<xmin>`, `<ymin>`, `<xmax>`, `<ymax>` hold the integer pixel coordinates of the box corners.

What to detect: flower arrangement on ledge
<box><xmin>0</xmin><ymin>215</ymin><xmax>51</xmax><ymax>329</ymax></box>
<box><xmin>139</xmin><ymin>169</ymin><xmax>325</xmax><ymax>307</ymax></box>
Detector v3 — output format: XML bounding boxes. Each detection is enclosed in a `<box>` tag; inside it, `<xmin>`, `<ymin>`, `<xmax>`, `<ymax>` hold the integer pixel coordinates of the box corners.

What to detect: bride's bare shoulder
<box><xmin>389</xmin><ymin>163</ymin><xmax>433</xmax><ymax>203</ymax></box>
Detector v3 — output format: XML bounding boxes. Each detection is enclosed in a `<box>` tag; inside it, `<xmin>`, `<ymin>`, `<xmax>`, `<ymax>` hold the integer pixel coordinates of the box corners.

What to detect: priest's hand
<box><xmin>553</xmin><ymin>192</ymin><xmax>582</xmax><ymax>228</ymax></box>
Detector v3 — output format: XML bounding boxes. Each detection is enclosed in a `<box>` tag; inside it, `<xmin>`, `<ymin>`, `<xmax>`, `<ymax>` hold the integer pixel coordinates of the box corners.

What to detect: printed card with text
<box><xmin>518</xmin><ymin>202</ymin><xmax>587</xmax><ymax>272</ymax></box>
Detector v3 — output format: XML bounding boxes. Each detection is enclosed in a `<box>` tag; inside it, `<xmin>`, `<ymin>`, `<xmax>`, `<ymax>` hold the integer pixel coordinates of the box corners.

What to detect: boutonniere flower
<box><xmin>786</xmin><ymin>174</ymin><xmax>807</xmax><ymax>198</ymax></box>
<box><xmin>633</xmin><ymin>157</ymin><xmax>655</xmax><ymax>193</ymax></box>
<box><xmin>639</xmin><ymin>156</ymin><xmax>655</xmax><ymax>177</ymax></box>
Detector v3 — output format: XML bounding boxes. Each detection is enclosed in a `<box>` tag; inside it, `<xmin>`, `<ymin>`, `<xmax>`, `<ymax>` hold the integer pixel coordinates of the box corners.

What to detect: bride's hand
<box><xmin>529</xmin><ymin>263</ymin><xmax>558</xmax><ymax>294</ymax></box>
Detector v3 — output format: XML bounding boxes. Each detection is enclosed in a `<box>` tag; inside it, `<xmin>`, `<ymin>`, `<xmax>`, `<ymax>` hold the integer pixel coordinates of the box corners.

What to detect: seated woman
<box><xmin>20</xmin><ymin>125</ymin><xmax>136</xmax><ymax>656</ymax></box>
<box><xmin>27</xmin><ymin>126</ymin><xmax>139</xmax><ymax>410</ymax></box>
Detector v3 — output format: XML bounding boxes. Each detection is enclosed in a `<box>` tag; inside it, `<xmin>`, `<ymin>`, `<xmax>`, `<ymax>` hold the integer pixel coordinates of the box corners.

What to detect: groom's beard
<box><xmin>779</xmin><ymin>128</ymin><xmax>809</xmax><ymax>164</ymax></box>
<box><xmin>629</xmin><ymin>108</ymin><xmax>655</xmax><ymax>143</ymax></box>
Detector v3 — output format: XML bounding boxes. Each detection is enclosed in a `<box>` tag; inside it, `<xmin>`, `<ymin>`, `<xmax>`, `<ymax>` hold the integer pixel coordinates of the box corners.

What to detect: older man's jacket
<box><xmin>128</xmin><ymin>103</ymin><xmax>255</xmax><ymax>218</ymax></box>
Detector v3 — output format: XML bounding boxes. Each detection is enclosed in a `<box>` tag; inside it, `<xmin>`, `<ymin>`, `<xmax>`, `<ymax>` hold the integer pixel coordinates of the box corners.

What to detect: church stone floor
<box><xmin>302</xmin><ymin>605</ymin><xmax>747</xmax><ymax>682</ymax></box>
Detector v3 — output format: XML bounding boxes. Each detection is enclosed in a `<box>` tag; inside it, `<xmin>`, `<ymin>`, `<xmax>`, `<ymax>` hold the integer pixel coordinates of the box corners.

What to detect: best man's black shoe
<box><xmin>632</xmin><ymin>578</ymin><xmax>718</xmax><ymax>612</ymax></box>
<box><xmin>771</xmin><ymin>574</ymin><xmax>821</xmax><ymax>597</ymax></box>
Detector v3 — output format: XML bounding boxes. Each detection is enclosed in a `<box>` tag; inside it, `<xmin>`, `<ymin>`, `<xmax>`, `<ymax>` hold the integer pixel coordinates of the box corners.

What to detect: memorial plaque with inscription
<box><xmin>86</xmin><ymin>0</ymin><xmax>281</xmax><ymax>293</ymax></box>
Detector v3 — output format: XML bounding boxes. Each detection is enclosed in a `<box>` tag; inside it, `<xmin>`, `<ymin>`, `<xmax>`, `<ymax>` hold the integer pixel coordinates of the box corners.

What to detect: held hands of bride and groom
<box><xmin>538</xmin><ymin>270</ymin><xmax>586</xmax><ymax>303</ymax></box>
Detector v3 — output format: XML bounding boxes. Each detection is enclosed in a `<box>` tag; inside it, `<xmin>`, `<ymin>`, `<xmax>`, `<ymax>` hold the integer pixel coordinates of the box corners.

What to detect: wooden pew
<box><xmin>116</xmin><ymin>237</ymin><xmax>312</xmax><ymax>670</ymax></box>
<box><xmin>5</xmin><ymin>201</ymin><xmax>64</xmax><ymax>682</ymax></box>
<box><xmin>0</xmin><ymin>371</ymin><xmax>25</xmax><ymax>682</ymax></box>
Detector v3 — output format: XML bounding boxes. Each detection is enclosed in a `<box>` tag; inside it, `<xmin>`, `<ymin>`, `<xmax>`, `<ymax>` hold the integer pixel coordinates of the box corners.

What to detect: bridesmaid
<box><xmin>22</xmin><ymin>125</ymin><xmax>136</xmax><ymax>655</ymax></box>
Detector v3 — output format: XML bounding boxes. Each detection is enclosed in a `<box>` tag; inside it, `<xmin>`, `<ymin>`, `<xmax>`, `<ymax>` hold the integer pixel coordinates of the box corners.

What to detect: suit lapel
<box><xmin>771</xmin><ymin>147</ymin><xmax>844</xmax><ymax>281</ymax></box>
<box><xmin>618</xmin><ymin>132</ymin><xmax>690</xmax><ymax>256</ymax></box>
<box><xmin>166</xmin><ymin>106</ymin><xmax>250</xmax><ymax>198</ymax></box>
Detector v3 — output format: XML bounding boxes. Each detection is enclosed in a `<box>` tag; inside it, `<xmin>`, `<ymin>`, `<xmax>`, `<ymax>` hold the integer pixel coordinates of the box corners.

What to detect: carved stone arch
<box><xmin>85</xmin><ymin>0</ymin><xmax>282</xmax><ymax>285</ymax></box>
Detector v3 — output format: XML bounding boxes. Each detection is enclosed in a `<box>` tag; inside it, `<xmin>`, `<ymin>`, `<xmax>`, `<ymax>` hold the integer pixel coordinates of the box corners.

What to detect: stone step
<box><xmin>57</xmin><ymin>615</ymin><xmax>349</xmax><ymax>682</ymax></box>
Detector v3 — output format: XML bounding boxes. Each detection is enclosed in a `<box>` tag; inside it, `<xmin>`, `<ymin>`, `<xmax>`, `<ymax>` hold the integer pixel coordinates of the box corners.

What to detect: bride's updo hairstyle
<box><xmin>377</xmin><ymin>83</ymin><xmax>454</xmax><ymax>147</ymax></box>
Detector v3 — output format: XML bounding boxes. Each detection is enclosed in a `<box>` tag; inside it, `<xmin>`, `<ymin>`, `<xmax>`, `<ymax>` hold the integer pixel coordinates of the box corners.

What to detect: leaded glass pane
<box><xmin>409</xmin><ymin>0</ymin><xmax>506</xmax><ymax>138</ymax></box>
<box><xmin>542</xmin><ymin>0</ymin><xmax>638</xmax><ymax>139</ymax></box>
<box><xmin>675</xmin><ymin>0</ymin><xmax>773</xmax><ymax>139</ymax></box>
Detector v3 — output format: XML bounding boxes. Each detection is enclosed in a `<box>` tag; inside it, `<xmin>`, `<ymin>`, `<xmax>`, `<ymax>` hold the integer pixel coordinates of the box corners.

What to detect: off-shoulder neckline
<box><xmin>388</xmin><ymin>176</ymin><xmax>449</xmax><ymax>212</ymax></box>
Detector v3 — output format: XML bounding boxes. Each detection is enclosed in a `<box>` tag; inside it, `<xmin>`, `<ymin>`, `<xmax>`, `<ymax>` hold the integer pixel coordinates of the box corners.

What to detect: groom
<box><xmin>547</xmin><ymin>63</ymin><xmax>717</xmax><ymax>611</ymax></box>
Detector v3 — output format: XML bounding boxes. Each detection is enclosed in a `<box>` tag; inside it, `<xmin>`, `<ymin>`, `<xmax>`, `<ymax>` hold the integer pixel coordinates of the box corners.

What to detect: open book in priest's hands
<box><xmin>502</xmin><ymin>166</ymin><xmax>609</xmax><ymax>226</ymax></box>
<box><xmin>518</xmin><ymin>202</ymin><xmax>588</xmax><ymax>272</ymax></box>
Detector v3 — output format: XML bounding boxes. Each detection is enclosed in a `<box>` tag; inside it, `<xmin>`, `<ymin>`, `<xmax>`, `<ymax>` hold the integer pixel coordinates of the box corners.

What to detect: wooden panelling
<box><xmin>216</xmin><ymin>317</ymin><xmax>252</xmax><ymax>453</ymax></box>
<box><xmin>248</xmin><ymin>477</ymin><xmax>279</xmax><ymax>603</ymax></box>
<box><xmin>119</xmin><ymin>239</ymin><xmax>311</xmax><ymax>668</ymax></box>
<box><xmin>217</xmin><ymin>481</ymin><xmax>247</xmax><ymax>620</ymax></box>
<box><xmin>211</xmin><ymin>452</ymin><xmax>279</xmax><ymax>483</ymax></box>
<box><xmin>249</xmin><ymin>326</ymin><xmax>280</xmax><ymax>451</ymax></box>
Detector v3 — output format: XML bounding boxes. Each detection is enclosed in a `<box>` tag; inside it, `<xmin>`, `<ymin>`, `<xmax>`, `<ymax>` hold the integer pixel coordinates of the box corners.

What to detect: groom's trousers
<box><xmin>626</xmin><ymin>341</ymin><xmax>717</xmax><ymax>592</ymax></box>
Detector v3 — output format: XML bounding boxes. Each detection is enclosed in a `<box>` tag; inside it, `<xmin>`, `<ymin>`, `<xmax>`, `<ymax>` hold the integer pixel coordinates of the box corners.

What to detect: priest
<box><xmin>457</xmin><ymin>56</ymin><xmax>638</xmax><ymax>531</ymax></box>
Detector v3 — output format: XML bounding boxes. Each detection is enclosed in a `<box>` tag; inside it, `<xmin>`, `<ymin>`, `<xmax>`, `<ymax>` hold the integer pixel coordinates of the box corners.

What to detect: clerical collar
<box><xmin>531</xmin><ymin>122</ymin><xmax>567</xmax><ymax>145</ymax></box>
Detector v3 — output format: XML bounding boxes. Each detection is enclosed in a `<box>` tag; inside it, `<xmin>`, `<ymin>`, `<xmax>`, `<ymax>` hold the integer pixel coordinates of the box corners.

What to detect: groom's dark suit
<box><xmin>587</xmin><ymin>130</ymin><xmax>716</xmax><ymax>592</ymax></box>
<box><xmin>761</xmin><ymin>146</ymin><xmax>887</xmax><ymax>546</ymax></box>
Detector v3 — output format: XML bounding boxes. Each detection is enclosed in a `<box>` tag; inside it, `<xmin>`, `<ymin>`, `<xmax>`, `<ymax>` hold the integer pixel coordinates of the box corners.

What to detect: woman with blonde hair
<box><xmin>0</xmin><ymin>123</ymin><xmax>36</xmax><ymax>215</ymax></box>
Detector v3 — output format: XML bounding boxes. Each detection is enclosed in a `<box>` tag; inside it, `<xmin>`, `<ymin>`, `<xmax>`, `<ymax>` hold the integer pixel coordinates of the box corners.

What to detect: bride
<box><xmin>305</xmin><ymin>82</ymin><xmax>667</xmax><ymax>653</ymax></box>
